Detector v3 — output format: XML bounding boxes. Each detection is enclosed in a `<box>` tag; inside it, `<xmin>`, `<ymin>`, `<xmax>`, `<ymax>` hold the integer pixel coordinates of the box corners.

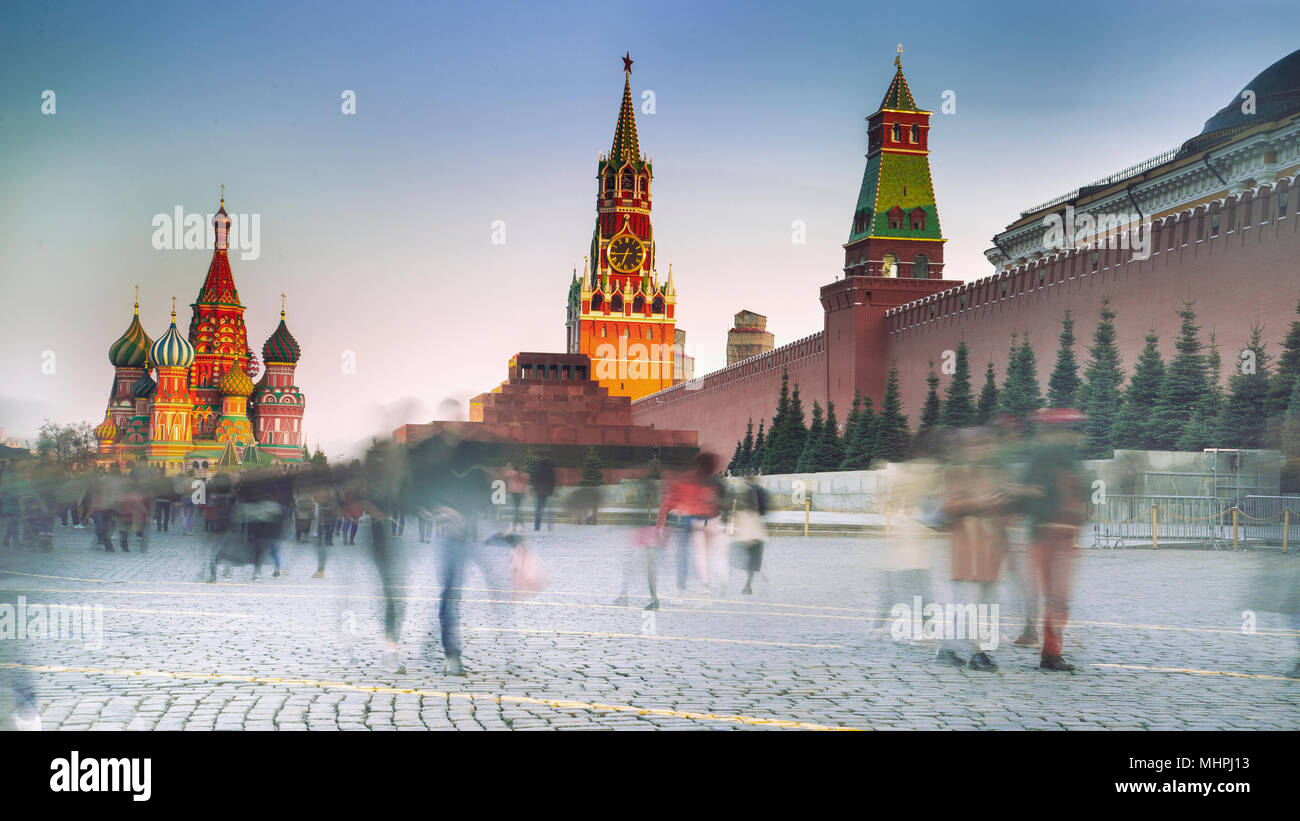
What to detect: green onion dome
<box><xmin>132</xmin><ymin>372</ymin><xmax>157</xmax><ymax>399</ymax></box>
<box><xmin>108</xmin><ymin>303</ymin><xmax>153</xmax><ymax>367</ymax></box>
<box><xmin>262</xmin><ymin>312</ymin><xmax>300</xmax><ymax>364</ymax></box>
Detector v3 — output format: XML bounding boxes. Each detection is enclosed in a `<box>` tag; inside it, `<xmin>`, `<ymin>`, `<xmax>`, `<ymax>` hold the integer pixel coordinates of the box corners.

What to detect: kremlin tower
<box><xmin>566</xmin><ymin>54</ymin><xmax>680</xmax><ymax>400</ymax></box>
<box><xmin>93</xmin><ymin>195</ymin><xmax>306</xmax><ymax>473</ymax></box>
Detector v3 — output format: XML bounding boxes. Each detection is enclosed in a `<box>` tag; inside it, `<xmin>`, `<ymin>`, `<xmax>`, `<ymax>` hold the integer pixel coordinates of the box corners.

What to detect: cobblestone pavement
<box><xmin>1</xmin><ymin>521</ymin><xmax>1297</xmax><ymax>730</ymax></box>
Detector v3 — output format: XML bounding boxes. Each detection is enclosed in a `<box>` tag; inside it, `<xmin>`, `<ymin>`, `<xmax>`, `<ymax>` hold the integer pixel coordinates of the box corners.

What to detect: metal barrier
<box><xmin>1090</xmin><ymin>495</ymin><xmax>1232</xmax><ymax>550</ymax></box>
<box><xmin>1238</xmin><ymin>496</ymin><xmax>1299</xmax><ymax>550</ymax></box>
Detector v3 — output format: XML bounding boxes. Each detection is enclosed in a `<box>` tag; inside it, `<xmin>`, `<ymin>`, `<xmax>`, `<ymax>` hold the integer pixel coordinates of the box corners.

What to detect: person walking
<box><xmin>530</xmin><ymin>456</ymin><xmax>556</xmax><ymax>531</ymax></box>
<box><xmin>504</xmin><ymin>463</ymin><xmax>527</xmax><ymax>532</ymax></box>
<box><xmin>732</xmin><ymin>476</ymin><xmax>769</xmax><ymax>596</ymax></box>
<box><xmin>656</xmin><ymin>452</ymin><xmax>725</xmax><ymax>604</ymax></box>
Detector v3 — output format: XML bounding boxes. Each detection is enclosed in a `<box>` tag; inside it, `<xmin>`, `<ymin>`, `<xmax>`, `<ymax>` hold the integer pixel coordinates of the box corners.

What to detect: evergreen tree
<box><xmin>975</xmin><ymin>361</ymin><xmax>999</xmax><ymax>425</ymax></box>
<box><xmin>1047</xmin><ymin>309</ymin><xmax>1082</xmax><ymax>408</ymax></box>
<box><xmin>727</xmin><ymin>439</ymin><xmax>743</xmax><ymax>475</ymax></box>
<box><xmin>796</xmin><ymin>401</ymin><xmax>825</xmax><ymax>473</ymax></box>
<box><xmin>749</xmin><ymin>420</ymin><xmax>766</xmax><ymax>474</ymax></box>
<box><xmin>872</xmin><ymin>363</ymin><xmax>911</xmax><ymax>463</ymax></box>
<box><xmin>841</xmin><ymin>394</ymin><xmax>877</xmax><ymax>469</ymax></box>
<box><xmin>1000</xmin><ymin>332</ymin><xmax>1044</xmax><ymax>428</ymax></box>
<box><xmin>1284</xmin><ymin>378</ymin><xmax>1300</xmax><ymax>493</ymax></box>
<box><xmin>738</xmin><ymin>419</ymin><xmax>755</xmax><ymax>474</ymax></box>
<box><xmin>1112</xmin><ymin>330</ymin><xmax>1164</xmax><ymax>450</ymax></box>
<box><xmin>1175</xmin><ymin>402</ymin><xmax>1215</xmax><ymax>452</ymax></box>
<box><xmin>1204</xmin><ymin>331</ymin><xmax>1225</xmax><ymax>435</ymax></box>
<box><xmin>310</xmin><ymin>445</ymin><xmax>328</xmax><ymax>467</ymax></box>
<box><xmin>1148</xmin><ymin>301</ymin><xmax>1208</xmax><ymax>451</ymax></box>
<box><xmin>919</xmin><ymin>362</ymin><xmax>943</xmax><ymax>433</ymax></box>
<box><xmin>1214</xmin><ymin>326</ymin><xmax>1271</xmax><ymax>449</ymax></box>
<box><xmin>1266</xmin><ymin>296</ymin><xmax>1300</xmax><ymax>420</ymax></box>
<box><xmin>842</xmin><ymin>392</ymin><xmax>862</xmax><ymax>452</ymax></box>
<box><xmin>787</xmin><ymin>384</ymin><xmax>808</xmax><ymax>468</ymax></box>
<box><xmin>815</xmin><ymin>400</ymin><xmax>845</xmax><ymax>471</ymax></box>
<box><xmin>1080</xmin><ymin>299</ymin><xmax>1124</xmax><ymax>459</ymax></box>
<box><xmin>760</xmin><ymin>371</ymin><xmax>792</xmax><ymax>475</ymax></box>
<box><xmin>579</xmin><ymin>446</ymin><xmax>604</xmax><ymax>486</ymax></box>
<box><xmin>941</xmin><ymin>341</ymin><xmax>977</xmax><ymax>428</ymax></box>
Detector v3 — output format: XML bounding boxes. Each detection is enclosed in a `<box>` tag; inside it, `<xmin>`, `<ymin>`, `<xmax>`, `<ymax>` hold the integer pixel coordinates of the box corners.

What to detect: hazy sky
<box><xmin>2</xmin><ymin>0</ymin><xmax>1296</xmax><ymax>458</ymax></box>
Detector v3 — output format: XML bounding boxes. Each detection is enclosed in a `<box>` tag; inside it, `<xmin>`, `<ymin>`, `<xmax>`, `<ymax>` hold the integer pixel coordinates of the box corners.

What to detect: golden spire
<box><xmin>170</xmin><ymin>295</ymin><xmax>176</xmax><ymax>321</ymax></box>
<box><xmin>134</xmin><ymin>284</ymin><xmax>139</xmax><ymax>314</ymax></box>
<box><xmin>220</xmin><ymin>183</ymin><xmax>225</xmax><ymax>207</ymax></box>
<box><xmin>280</xmin><ymin>292</ymin><xmax>287</xmax><ymax>319</ymax></box>
<box><xmin>896</xmin><ymin>44</ymin><xmax>902</xmax><ymax>68</ymax></box>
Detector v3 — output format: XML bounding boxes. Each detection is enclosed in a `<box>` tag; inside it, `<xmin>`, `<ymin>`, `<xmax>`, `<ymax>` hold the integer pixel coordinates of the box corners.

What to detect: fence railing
<box><xmin>1091</xmin><ymin>494</ymin><xmax>1298</xmax><ymax>551</ymax></box>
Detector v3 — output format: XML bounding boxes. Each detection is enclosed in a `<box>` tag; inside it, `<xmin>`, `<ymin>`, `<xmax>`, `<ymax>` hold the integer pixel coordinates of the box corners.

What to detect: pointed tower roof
<box><xmin>263</xmin><ymin>298</ymin><xmax>301</xmax><ymax>364</ymax></box>
<box><xmin>880</xmin><ymin>50</ymin><xmax>918</xmax><ymax>111</ymax></box>
<box><xmin>609</xmin><ymin>53</ymin><xmax>642</xmax><ymax>167</ymax></box>
<box><xmin>195</xmin><ymin>196</ymin><xmax>242</xmax><ymax>306</ymax></box>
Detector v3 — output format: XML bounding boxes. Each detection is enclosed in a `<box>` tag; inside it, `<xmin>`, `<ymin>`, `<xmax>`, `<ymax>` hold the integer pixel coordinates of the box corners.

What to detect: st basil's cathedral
<box><xmin>93</xmin><ymin>198</ymin><xmax>306</xmax><ymax>473</ymax></box>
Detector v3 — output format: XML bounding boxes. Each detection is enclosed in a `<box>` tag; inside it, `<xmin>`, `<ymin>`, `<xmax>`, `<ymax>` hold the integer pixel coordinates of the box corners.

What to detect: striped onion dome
<box><xmin>262</xmin><ymin>313</ymin><xmax>301</xmax><ymax>364</ymax></box>
<box><xmin>217</xmin><ymin>363</ymin><xmax>255</xmax><ymax>397</ymax></box>
<box><xmin>108</xmin><ymin>303</ymin><xmax>153</xmax><ymax>367</ymax></box>
<box><xmin>150</xmin><ymin>309</ymin><xmax>195</xmax><ymax>369</ymax></box>
<box><xmin>93</xmin><ymin>413</ymin><xmax>117</xmax><ymax>441</ymax></box>
<box><xmin>132</xmin><ymin>372</ymin><xmax>157</xmax><ymax>398</ymax></box>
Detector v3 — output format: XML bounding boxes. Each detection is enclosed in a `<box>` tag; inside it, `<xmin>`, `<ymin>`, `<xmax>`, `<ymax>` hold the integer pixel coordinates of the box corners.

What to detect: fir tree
<box><xmin>787</xmin><ymin>384</ymin><xmax>808</xmax><ymax>468</ymax></box>
<box><xmin>796</xmin><ymin>401</ymin><xmax>824</xmax><ymax>473</ymax></box>
<box><xmin>1148</xmin><ymin>301</ymin><xmax>1208</xmax><ymax>451</ymax></box>
<box><xmin>738</xmin><ymin>419</ymin><xmax>755</xmax><ymax>474</ymax></box>
<box><xmin>1214</xmin><ymin>326</ymin><xmax>1271</xmax><ymax>449</ymax></box>
<box><xmin>842</xmin><ymin>392</ymin><xmax>862</xmax><ymax>452</ymax></box>
<box><xmin>1080</xmin><ymin>299</ymin><xmax>1124</xmax><ymax>459</ymax></box>
<box><xmin>941</xmin><ymin>341</ymin><xmax>977</xmax><ymax>428</ymax></box>
<box><xmin>1175</xmin><ymin>403</ymin><xmax>1215</xmax><ymax>452</ymax></box>
<box><xmin>919</xmin><ymin>362</ymin><xmax>943</xmax><ymax>433</ymax></box>
<box><xmin>1112</xmin><ymin>330</ymin><xmax>1164</xmax><ymax>450</ymax></box>
<box><xmin>872</xmin><ymin>363</ymin><xmax>911</xmax><ymax>463</ymax></box>
<box><xmin>1204</xmin><ymin>331</ymin><xmax>1225</xmax><ymax>433</ymax></box>
<box><xmin>579</xmin><ymin>446</ymin><xmax>604</xmax><ymax>486</ymax></box>
<box><xmin>841</xmin><ymin>394</ymin><xmax>876</xmax><ymax>469</ymax></box>
<box><xmin>1266</xmin><ymin>296</ymin><xmax>1300</xmax><ymax>421</ymax></box>
<box><xmin>749</xmin><ymin>420</ymin><xmax>766</xmax><ymax>474</ymax></box>
<box><xmin>727</xmin><ymin>439</ymin><xmax>743</xmax><ymax>475</ymax></box>
<box><xmin>1047</xmin><ymin>309</ymin><xmax>1082</xmax><ymax>408</ymax></box>
<box><xmin>999</xmin><ymin>332</ymin><xmax>1044</xmax><ymax>428</ymax></box>
<box><xmin>975</xmin><ymin>361</ymin><xmax>999</xmax><ymax>425</ymax></box>
<box><xmin>761</xmin><ymin>371</ymin><xmax>792</xmax><ymax>475</ymax></box>
<box><xmin>815</xmin><ymin>400</ymin><xmax>845</xmax><ymax>471</ymax></box>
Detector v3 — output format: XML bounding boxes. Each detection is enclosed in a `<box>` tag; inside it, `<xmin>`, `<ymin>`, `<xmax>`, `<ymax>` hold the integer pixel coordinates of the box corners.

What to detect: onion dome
<box><xmin>132</xmin><ymin>372</ymin><xmax>157</xmax><ymax>398</ymax></box>
<box><xmin>217</xmin><ymin>363</ymin><xmax>255</xmax><ymax>397</ymax></box>
<box><xmin>94</xmin><ymin>413</ymin><xmax>117</xmax><ymax>441</ymax></box>
<box><xmin>108</xmin><ymin>299</ymin><xmax>153</xmax><ymax>367</ymax></box>
<box><xmin>149</xmin><ymin>300</ymin><xmax>196</xmax><ymax>369</ymax></box>
<box><xmin>262</xmin><ymin>307</ymin><xmax>301</xmax><ymax>364</ymax></box>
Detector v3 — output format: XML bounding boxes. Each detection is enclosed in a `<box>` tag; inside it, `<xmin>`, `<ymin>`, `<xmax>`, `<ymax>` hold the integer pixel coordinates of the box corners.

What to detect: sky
<box><xmin>2</xmin><ymin>0</ymin><xmax>1297</xmax><ymax>458</ymax></box>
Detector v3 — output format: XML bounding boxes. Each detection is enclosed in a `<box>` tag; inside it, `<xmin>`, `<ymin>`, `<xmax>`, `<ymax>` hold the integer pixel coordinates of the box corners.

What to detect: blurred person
<box><xmin>530</xmin><ymin>455</ymin><xmax>556</xmax><ymax>531</ymax></box>
<box><xmin>1021</xmin><ymin>409</ymin><xmax>1089</xmax><ymax>672</ymax></box>
<box><xmin>55</xmin><ymin>469</ymin><xmax>89</xmax><ymax>529</ymax></box>
<box><xmin>340</xmin><ymin>464</ymin><xmax>363</xmax><ymax>545</ymax></box>
<box><xmin>178</xmin><ymin>469</ymin><xmax>199</xmax><ymax>536</ymax></box>
<box><xmin>504</xmin><ymin>462</ymin><xmax>527</xmax><ymax>532</ymax></box>
<box><xmin>294</xmin><ymin>473</ymin><xmax>316</xmax><ymax>545</ymax></box>
<box><xmin>873</xmin><ymin>436</ymin><xmax>943</xmax><ymax>640</ymax></box>
<box><xmin>90</xmin><ymin>465</ymin><xmax>119</xmax><ymax>550</ymax></box>
<box><xmin>361</xmin><ymin>441</ymin><xmax>409</xmax><ymax>673</ymax></box>
<box><xmin>934</xmin><ymin>428</ymin><xmax>1010</xmax><ymax>671</ymax></box>
<box><xmin>0</xmin><ymin>467</ymin><xmax>19</xmax><ymax>548</ymax></box>
<box><xmin>116</xmin><ymin>462</ymin><xmax>150</xmax><ymax>553</ymax></box>
<box><xmin>204</xmin><ymin>472</ymin><xmax>238</xmax><ymax>582</ymax></box>
<box><xmin>315</xmin><ymin>471</ymin><xmax>342</xmax><ymax>552</ymax></box>
<box><xmin>409</xmin><ymin>427</ymin><xmax>497</xmax><ymax>676</ymax></box>
<box><xmin>731</xmin><ymin>476</ymin><xmax>769</xmax><ymax>596</ymax></box>
<box><xmin>153</xmin><ymin>465</ymin><xmax>175</xmax><ymax>532</ymax></box>
<box><xmin>657</xmin><ymin>452</ymin><xmax>726</xmax><ymax>604</ymax></box>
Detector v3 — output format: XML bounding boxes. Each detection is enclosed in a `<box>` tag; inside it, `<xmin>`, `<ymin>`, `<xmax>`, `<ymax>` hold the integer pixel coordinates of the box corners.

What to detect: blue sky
<box><xmin>2</xmin><ymin>0</ymin><xmax>1296</xmax><ymax>456</ymax></box>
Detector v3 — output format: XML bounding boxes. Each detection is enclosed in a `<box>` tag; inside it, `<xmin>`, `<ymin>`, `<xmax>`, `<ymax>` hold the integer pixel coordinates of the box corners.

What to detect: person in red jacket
<box><xmin>657</xmin><ymin>452</ymin><xmax>726</xmax><ymax>604</ymax></box>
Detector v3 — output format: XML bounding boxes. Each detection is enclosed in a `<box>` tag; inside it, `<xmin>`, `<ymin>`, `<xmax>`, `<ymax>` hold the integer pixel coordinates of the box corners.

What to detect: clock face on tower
<box><xmin>607</xmin><ymin>235</ymin><xmax>645</xmax><ymax>273</ymax></box>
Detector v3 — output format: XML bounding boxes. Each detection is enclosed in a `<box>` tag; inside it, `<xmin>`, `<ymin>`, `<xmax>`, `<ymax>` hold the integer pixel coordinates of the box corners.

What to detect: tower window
<box><xmin>1280</xmin><ymin>191</ymin><xmax>1290</xmax><ymax>216</ymax></box>
<box><xmin>1210</xmin><ymin>212</ymin><xmax>1220</xmax><ymax>236</ymax></box>
<box><xmin>652</xmin><ymin>296</ymin><xmax>665</xmax><ymax>314</ymax></box>
<box><xmin>590</xmin><ymin>293</ymin><xmax>603</xmax><ymax>311</ymax></box>
<box><xmin>633</xmin><ymin>295</ymin><xmax>645</xmax><ymax>313</ymax></box>
<box><xmin>610</xmin><ymin>293</ymin><xmax>623</xmax><ymax>312</ymax></box>
<box><xmin>910</xmin><ymin>207</ymin><xmax>926</xmax><ymax>231</ymax></box>
<box><xmin>910</xmin><ymin>125</ymin><xmax>919</xmax><ymax>143</ymax></box>
<box><xmin>891</xmin><ymin>123</ymin><xmax>900</xmax><ymax>142</ymax></box>
<box><xmin>603</xmin><ymin>174</ymin><xmax>614</xmax><ymax>195</ymax></box>
<box><xmin>912</xmin><ymin>253</ymin><xmax>929</xmax><ymax>278</ymax></box>
<box><xmin>621</xmin><ymin>171</ymin><xmax>634</xmax><ymax>192</ymax></box>
<box><xmin>888</xmin><ymin>206</ymin><xmax>904</xmax><ymax>230</ymax></box>
<box><xmin>640</xmin><ymin>175</ymin><xmax>649</xmax><ymax>197</ymax></box>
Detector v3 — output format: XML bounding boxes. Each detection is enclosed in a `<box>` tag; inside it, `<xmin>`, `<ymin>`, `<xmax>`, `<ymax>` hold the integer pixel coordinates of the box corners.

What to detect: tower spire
<box><xmin>609</xmin><ymin>54</ymin><xmax>641</xmax><ymax>164</ymax></box>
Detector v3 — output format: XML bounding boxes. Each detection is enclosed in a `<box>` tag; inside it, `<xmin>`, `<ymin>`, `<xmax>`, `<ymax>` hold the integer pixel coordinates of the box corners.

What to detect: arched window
<box><xmin>621</xmin><ymin>170</ymin><xmax>634</xmax><ymax>192</ymax></box>
<box><xmin>600</xmin><ymin>325</ymin><xmax>608</xmax><ymax>338</ymax></box>
<box><xmin>633</xmin><ymin>295</ymin><xmax>645</xmax><ymax>313</ymax></box>
<box><xmin>652</xmin><ymin>296</ymin><xmax>665</xmax><ymax>314</ymax></box>
<box><xmin>891</xmin><ymin>123</ymin><xmax>901</xmax><ymax>142</ymax></box>
<box><xmin>912</xmin><ymin>253</ymin><xmax>929</xmax><ymax>278</ymax></box>
<box><xmin>603</xmin><ymin>174</ymin><xmax>614</xmax><ymax>195</ymax></box>
<box><xmin>881</xmin><ymin>253</ymin><xmax>898</xmax><ymax>277</ymax></box>
<box><xmin>590</xmin><ymin>292</ymin><xmax>603</xmax><ymax>311</ymax></box>
<box><xmin>910</xmin><ymin>207</ymin><xmax>926</xmax><ymax>231</ymax></box>
<box><xmin>910</xmin><ymin>124</ymin><xmax>919</xmax><ymax>143</ymax></box>
<box><xmin>639</xmin><ymin>175</ymin><xmax>648</xmax><ymax>197</ymax></box>
<box><xmin>888</xmin><ymin>206</ymin><xmax>904</xmax><ymax>230</ymax></box>
<box><xmin>610</xmin><ymin>293</ymin><xmax>623</xmax><ymax>312</ymax></box>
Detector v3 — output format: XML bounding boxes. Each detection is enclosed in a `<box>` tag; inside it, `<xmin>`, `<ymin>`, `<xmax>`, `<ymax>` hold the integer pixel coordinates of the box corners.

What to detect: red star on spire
<box><xmin>622</xmin><ymin>52</ymin><xmax>633</xmax><ymax>75</ymax></box>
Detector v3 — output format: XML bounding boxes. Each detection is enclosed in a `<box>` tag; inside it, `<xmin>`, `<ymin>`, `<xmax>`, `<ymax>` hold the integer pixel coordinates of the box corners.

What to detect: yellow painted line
<box><xmin>466</xmin><ymin>626</ymin><xmax>843</xmax><ymax>649</ymax></box>
<box><xmin>1093</xmin><ymin>663</ymin><xmax>1298</xmax><ymax>682</ymax></box>
<box><xmin>0</xmin><ymin>662</ymin><xmax>860</xmax><ymax>731</ymax></box>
